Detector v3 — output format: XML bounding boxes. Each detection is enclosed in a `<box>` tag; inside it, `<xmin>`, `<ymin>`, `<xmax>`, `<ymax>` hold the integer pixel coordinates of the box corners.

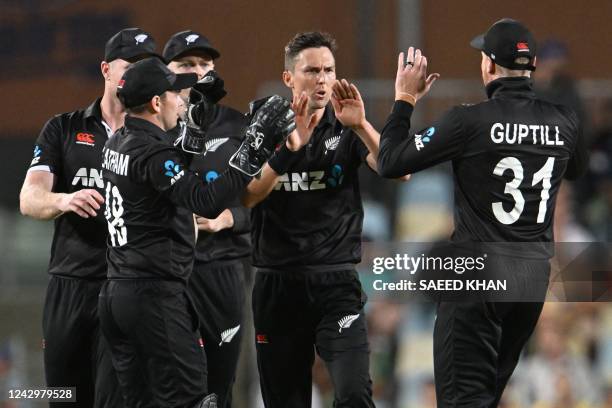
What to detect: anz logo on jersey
<box><xmin>164</xmin><ymin>160</ymin><xmax>184</xmax><ymax>185</ymax></box>
<box><xmin>275</xmin><ymin>164</ymin><xmax>345</xmax><ymax>192</ymax></box>
<box><xmin>414</xmin><ymin>127</ymin><xmax>435</xmax><ymax>151</ymax></box>
<box><xmin>72</xmin><ymin>167</ymin><xmax>104</xmax><ymax>188</ymax></box>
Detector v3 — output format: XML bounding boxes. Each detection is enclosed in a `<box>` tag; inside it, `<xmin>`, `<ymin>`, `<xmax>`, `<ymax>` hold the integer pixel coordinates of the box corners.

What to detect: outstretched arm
<box><xmin>241</xmin><ymin>93</ymin><xmax>317</xmax><ymax>208</ymax></box>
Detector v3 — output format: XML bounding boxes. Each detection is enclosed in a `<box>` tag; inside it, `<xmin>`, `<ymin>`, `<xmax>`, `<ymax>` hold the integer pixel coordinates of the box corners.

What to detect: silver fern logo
<box><xmin>218</xmin><ymin>325</ymin><xmax>240</xmax><ymax>346</ymax></box>
<box><xmin>134</xmin><ymin>34</ymin><xmax>148</xmax><ymax>44</ymax></box>
<box><xmin>324</xmin><ymin>135</ymin><xmax>341</xmax><ymax>154</ymax></box>
<box><xmin>338</xmin><ymin>314</ymin><xmax>360</xmax><ymax>333</ymax></box>
<box><xmin>185</xmin><ymin>34</ymin><xmax>200</xmax><ymax>45</ymax></box>
<box><xmin>205</xmin><ymin>137</ymin><xmax>229</xmax><ymax>153</ymax></box>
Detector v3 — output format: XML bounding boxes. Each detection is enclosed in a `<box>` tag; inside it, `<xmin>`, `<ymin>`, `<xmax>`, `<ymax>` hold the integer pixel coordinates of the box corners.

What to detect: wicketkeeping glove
<box><xmin>177</xmin><ymin>71</ymin><xmax>227</xmax><ymax>154</ymax></box>
<box><xmin>194</xmin><ymin>393</ymin><xmax>217</xmax><ymax>408</ymax></box>
<box><xmin>189</xmin><ymin>70</ymin><xmax>227</xmax><ymax>105</ymax></box>
<box><xmin>228</xmin><ymin>95</ymin><xmax>296</xmax><ymax>176</ymax></box>
<box><xmin>174</xmin><ymin>121</ymin><xmax>208</xmax><ymax>155</ymax></box>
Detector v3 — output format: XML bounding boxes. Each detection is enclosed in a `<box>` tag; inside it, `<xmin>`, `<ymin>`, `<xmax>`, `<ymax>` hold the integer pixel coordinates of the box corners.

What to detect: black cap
<box><xmin>105</xmin><ymin>28</ymin><xmax>161</xmax><ymax>63</ymax></box>
<box><xmin>117</xmin><ymin>57</ymin><xmax>198</xmax><ymax>108</ymax></box>
<box><xmin>470</xmin><ymin>18</ymin><xmax>537</xmax><ymax>71</ymax></box>
<box><xmin>163</xmin><ymin>30</ymin><xmax>220</xmax><ymax>63</ymax></box>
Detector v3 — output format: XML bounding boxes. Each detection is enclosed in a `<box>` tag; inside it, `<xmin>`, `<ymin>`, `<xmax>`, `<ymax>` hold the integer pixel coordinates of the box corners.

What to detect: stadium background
<box><xmin>0</xmin><ymin>0</ymin><xmax>610</xmax><ymax>406</ymax></box>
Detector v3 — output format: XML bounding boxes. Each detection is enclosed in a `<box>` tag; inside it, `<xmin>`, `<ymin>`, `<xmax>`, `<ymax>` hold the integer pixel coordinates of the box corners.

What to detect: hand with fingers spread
<box><xmin>395</xmin><ymin>46</ymin><xmax>440</xmax><ymax>105</ymax></box>
<box><xmin>287</xmin><ymin>92</ymin><xmax>317</xmax><ymax>151</ymax></box>
<box><xmin>331</xmin><ymin>79</ymin><xmax>366</xmax><ymax>130</ymax></box>
<box><xmin>58</xmin><ymin>189</ymin><xmax>105</xmax><ymax>218</ymax></box>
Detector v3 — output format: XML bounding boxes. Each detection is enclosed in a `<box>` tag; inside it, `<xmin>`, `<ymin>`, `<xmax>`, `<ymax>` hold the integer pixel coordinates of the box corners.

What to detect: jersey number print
<box><xmin>492</xmin><ymin>156</ymin><xmax>555</xmax><ymax>225</ymax></box>
<box><xmin>105</xmin><ymin>182</ymin><xmax>128</xmax><ymax>246</ymax></box>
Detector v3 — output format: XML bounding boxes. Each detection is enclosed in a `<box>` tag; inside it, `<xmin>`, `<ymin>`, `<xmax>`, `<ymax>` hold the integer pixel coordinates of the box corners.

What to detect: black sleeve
<box><xmin>144</xmin><ymin>147</ymin><xmax>252</xmax><ymax>219</ymax></box>
<box><xmin>228</xmin><ymin>206</ymin><xmax>250</xmax><ymax>233</ymax></box>
<box><xmin>378</xmin><ymin>101</ymin><xmax>465</xmax><ymax>178</ymax></box>
<box><xmin>564</xmin><ymin>110</ymin><xmax>589</xmax><ymax>180</ymax></box>
<box><xmin>268</xmin><ymin>143</ymin><xmax>302</xmax><ymax>175</ymax></box>
<box><xmin>352</xmin><ymin>132</ymin><xmax>371</xmax><ymax>164</ymax></box>
<box><xmin>224</xmin><ymin>131</ymin><xmax>251</xmax><ymax>234</ymax></box>
<box><xmin>29</xmin><ymin>116</ymin><xmax>63</xmax><ymax>175</ymax></box>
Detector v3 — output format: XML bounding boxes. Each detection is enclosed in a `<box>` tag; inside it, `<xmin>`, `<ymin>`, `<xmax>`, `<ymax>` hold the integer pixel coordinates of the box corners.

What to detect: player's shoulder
<box><xmin>540</xmin><ymin>99</ymin><xmax>580</xmax><ymax>124</ymax></box>
<box><xmin>41</xmin><ymin>103</ymin><xmax>94</xmax><ymax>137</ymax></box>
<box><xmin>52</xmin><ymin>104</ymin><xmax>91</xmax><ymax>124</ymax></box>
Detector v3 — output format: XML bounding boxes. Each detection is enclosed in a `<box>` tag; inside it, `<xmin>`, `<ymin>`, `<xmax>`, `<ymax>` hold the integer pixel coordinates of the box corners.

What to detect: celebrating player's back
<box><xmin>377</xmin><ymin>18</ymin><xmax>587</xmax><ymax>407</ymax></box>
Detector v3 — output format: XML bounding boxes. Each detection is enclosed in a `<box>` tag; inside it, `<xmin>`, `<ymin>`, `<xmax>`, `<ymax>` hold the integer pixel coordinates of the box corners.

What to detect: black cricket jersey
<box><xmin>168</xmin><ymin>105</ymin><xmax>251</xmax><ymax>264</ymax></box>
<box><xmin>102</xmin><ymin>116</ymin><xmax>251</xmax><ymax>282</ymax></box>
<box><xmin>379</xmin><ymin>77</ymin><xmax>588</xmax><ymax>259</ymax></box>
<box><xmin>28</xmin><ymin>98</ymin><xmax>111</xmax><ymax>279</ymax></box>
<box><xmin>252</xmin><ymin>105</ymin><xmax>371</xmax><ymax>270</ymax></box>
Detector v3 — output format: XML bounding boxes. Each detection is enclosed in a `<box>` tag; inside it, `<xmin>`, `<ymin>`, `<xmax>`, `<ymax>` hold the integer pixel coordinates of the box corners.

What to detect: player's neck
<box><xmin>307</xmin><ymin>106</ymin><xmax>326</xmax><ymax>126</ymax></box>
<box><xmin>128</xmin><ymin>112</ymin><xmax>165</xmax><ymax>131</ymax></box>
<box><xmin>100</xmin><ymin>93</ymin><xmax>126</xmax><ymax>133</ymax></box>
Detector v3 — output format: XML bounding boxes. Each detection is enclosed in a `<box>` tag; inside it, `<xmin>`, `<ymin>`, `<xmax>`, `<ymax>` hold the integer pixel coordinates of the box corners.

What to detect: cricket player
<box><xmin>243</xmin><ymin>31</ymin><xmax>382</xmax><ymax>408</ymax></box>
<box><xmin>164</xmin><ymin>30</ymin><xmax>250</xmax><ymax>407</ymax></box>
<box><xmin>19</xmin><ymin>27</ymin><xmax>159</xmax><ymax>408</ymax></box>
<box><xmin>377</xmin><ymin>18</ymin><xmax>587</xmax><ymax>407</ymax></box>
<box><xmin>98</xmin><ymin>57</ymin><xmax>295</xmax><ymax>408</ymax></box>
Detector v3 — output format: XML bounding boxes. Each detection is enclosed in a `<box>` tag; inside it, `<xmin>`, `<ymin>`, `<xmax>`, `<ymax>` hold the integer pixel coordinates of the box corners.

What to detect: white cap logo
<box><xmin>134</xmin><ymin>34</ymin><xmax>148</xmax><ymax>44</ymax></box>
<box><xmin>185</xmin><ymin>34</ymin><xmax>199</xmax><ymax>45</ymax></box>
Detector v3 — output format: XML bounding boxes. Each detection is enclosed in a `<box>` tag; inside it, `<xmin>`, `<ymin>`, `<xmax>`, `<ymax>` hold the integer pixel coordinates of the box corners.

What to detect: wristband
<box><xmin>396</xmin><ymin>92</ymin><xmax>417</xmax><ymax>106</ymax></box>
<box><xmin>267</xmin><ymin>143</ymin><xmax>301</xmax><ymax>175</ymax></box>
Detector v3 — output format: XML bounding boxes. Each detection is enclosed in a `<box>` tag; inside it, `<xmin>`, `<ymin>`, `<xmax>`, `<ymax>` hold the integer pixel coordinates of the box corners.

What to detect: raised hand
<box><xmin>287</xmin><ymin>92</ymin><xmax>316</xmax><ymax>151</ymax></box>
<box><xmin>331</xmin><ymin>79</ymin><xmax>366</xmax><ymax>129</ymax></box>
<box><xmin>395</xmin><ymin>47</ymin><xmax>440</xmax><ymax>104</ymax></box>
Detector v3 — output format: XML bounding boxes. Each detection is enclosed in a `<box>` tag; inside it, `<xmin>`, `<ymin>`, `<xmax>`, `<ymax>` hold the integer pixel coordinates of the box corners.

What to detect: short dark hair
<box><xmin>124</xmin><ymin>92</ymin><xmax>168</xmax><ymax>114</ymax></box>
<box><xmin>284</xmin><ymin>31</ymin><xmax>337</xmax><ymax>71</ymax></box>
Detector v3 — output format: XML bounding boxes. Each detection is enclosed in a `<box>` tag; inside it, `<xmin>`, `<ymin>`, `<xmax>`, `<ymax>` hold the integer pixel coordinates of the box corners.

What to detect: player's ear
<box><xmin>282</xmin><ymin>70</ymin><xmax>293</xmax><ymax>89</ymax></box>
<box><xmin>101</xmin><ymin>61</ymin><xmax>111</xmax><ymax>81</ymax></box>
<box><xmin>485</xmin><ymin>55</ymin><xmax>495</xmax><ymax>75</ymax></box>
<box><xmin>151</xmin><ymin>95</ymin><xmax>162</xmax><ymax>113</ymax></box>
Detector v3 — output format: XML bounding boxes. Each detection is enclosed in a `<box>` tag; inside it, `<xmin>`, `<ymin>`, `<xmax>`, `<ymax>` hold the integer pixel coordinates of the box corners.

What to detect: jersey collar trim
<box><xmin>84</xmin><ymin>97</ymin><xmax>103</xmax><ymax>121</ymax></box>
<box><xmin>486</xmin><ymin>77</ymin><xmax>535</xmax><ymax>100</ymax></box>
<box><xmin>315</xmin><ymin>104</ymin><xmax>336</xmax><ymax>131</ymax></box>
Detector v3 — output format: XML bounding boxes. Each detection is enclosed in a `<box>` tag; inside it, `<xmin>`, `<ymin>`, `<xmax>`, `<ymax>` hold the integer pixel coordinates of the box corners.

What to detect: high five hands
<box><xmin>395</xmin><ymin>47</ymin><xmax>440</xmax><ymax>105</ymax></box>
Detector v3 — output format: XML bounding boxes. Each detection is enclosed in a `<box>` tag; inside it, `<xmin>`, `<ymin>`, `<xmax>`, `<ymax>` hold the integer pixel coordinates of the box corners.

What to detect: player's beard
<box><xmin>309</xmin><ymin>94</ymin><xmax>329</xmax><ymax>111</ymax></box>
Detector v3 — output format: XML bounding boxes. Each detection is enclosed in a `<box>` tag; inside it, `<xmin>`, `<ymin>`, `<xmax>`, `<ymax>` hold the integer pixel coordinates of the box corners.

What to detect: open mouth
<box><xmin>314</xmin><ymin>90</ymin><xmax>327</xmax><ymax>99</ymax></box>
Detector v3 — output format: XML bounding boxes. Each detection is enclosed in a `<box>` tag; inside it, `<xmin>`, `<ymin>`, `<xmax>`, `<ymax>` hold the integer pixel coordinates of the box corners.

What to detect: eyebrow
<box><xmin>303</xmin><ymin>64</ymin><xmax>335</xmax><ymax>70</ymax></box>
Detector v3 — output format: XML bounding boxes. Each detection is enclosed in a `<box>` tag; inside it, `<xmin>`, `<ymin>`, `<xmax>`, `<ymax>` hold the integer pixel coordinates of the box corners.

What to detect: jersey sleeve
<box><xmin>378</xmin><ymin>101</ymin><xmax>465</xmax><ymax>177</ymax></box>
<box><xmin>143</xmin><ymin>146</ymin><xmax>252</xmax><ymax>219</ymax></box>
<box><xmin>228</xmin><ymin>206</ymin><xmax>250</xmax><ymax>233</ymax></box>
<box><xmin>28</xmin><ymin>116</ymin><xmax>63</xmax><ymax>174</ymax></box>
<box><xmin>351</xmin><ymin>132</ymin><xmax>371</xmax><ymax>164</ymax></box>
<box><xmin>222</xmin><ymin>136</ymin><xmax>250</xmax><ymax>233</ymax></box>
<box><xmin>563</xmin><ymin>108</ymin><xmax>588</xmax><ymax>180</ymax></box>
